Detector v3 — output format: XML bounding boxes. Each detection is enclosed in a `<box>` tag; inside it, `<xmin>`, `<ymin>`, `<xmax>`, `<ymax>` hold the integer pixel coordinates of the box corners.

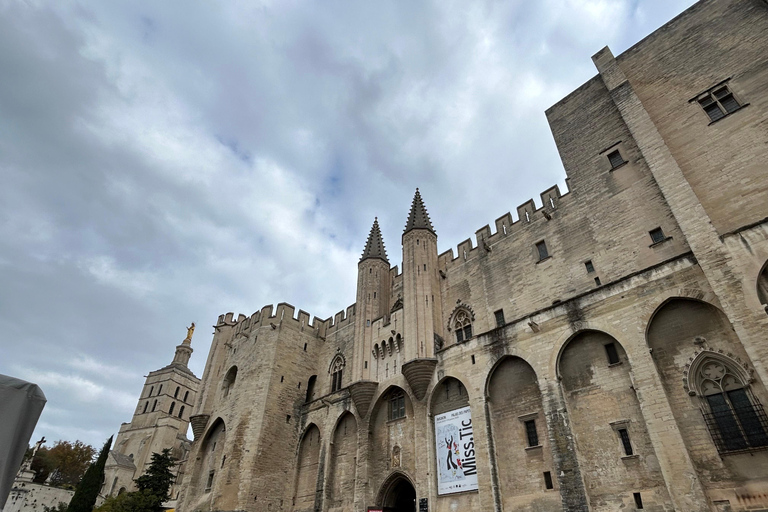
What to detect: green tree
<box><xmin>42</xmin><ymin>502</ymin><xmax>68</xmax><ymax>512</ymax></box>
<box><xmin>66</xmin><ymin>436</ymin><xmax>112</xmax><ymax>512</ymax></box>
<box><xmin>92</xmin><ymin>449</ymin><xmax>176</xmax><ymax>512</ymax></box>
<box><xmin>134</xmin><ymin>449</ymin><xmax>176</xmax><ymax>512</ymax></box>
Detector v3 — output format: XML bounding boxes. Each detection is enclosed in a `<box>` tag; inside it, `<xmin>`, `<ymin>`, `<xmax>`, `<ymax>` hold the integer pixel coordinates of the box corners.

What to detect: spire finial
<box><xmin>183</xmin><ymin>322</ymin><xmax>195</xmax><ymax>345</ymax></box>
<box><xmin>360</xmin><ymin>218</ymin><xmax>389</xmax><ymax>263</ymax></box>
<box><xmin>403</xmin><ymin>188</ymin><xmax>435</xmax><ymax>236</ymax></box>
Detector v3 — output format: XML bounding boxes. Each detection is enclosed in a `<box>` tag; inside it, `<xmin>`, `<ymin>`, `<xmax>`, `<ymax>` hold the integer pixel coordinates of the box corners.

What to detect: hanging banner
<box><xmin>434</xmin><ymin>405</ymin><xmax>478</xmax><ymax>495</ymax></box>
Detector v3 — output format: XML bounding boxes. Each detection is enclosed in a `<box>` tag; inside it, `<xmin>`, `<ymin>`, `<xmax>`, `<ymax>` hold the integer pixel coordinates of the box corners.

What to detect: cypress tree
<box><xmin>134</xmin><ymin>449</ymin><xmax>176</xmax><ymax>512</ymax></box>
<box><xmin>67</xmin><ymin>436</ymin><xmax>112</xmax><ymax>512</ymax></box>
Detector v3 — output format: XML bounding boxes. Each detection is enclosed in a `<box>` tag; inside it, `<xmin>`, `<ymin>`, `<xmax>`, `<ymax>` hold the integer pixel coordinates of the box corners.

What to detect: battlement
<box><xmin>215</xmin><ymin>301</ymin><xmax>356</xmax><ymax>340</ymax></box>
<box><xmin>438</xmin><ymin>182</ymin><xmax>570</xmax><ymax>268</ymax></box>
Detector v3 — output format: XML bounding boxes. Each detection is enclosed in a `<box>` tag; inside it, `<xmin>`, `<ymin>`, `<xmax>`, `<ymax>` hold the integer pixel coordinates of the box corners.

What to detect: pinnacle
<box><xmin>403</xmin><ymin>188</ymin><xmax>435</xmax><ymax>236</ymax></box>
<box><xmin>360</xmin><ymin>217</ymin><xmax>389</xmax><ymax>263</ymax></box>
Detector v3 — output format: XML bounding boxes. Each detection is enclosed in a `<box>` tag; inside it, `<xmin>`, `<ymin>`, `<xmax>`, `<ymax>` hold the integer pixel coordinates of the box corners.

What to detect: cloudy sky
<box><xmin>0</xmin><ymin>0</ymin><xmax>696</xmax><ymax>450</ymax></box>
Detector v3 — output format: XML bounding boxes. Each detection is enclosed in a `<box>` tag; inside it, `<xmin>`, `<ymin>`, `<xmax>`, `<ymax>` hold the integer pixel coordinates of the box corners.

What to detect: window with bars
<box><xmin>524</xmin><ymin>419</ymin><xmax>539</xmax><ymax>447</ymax></box>
<box><xmin>389</xmin><ymin>390</ymin><xmax>406</xmax><ymax>420</ymax></box>
<box><xmin>607</xmin><ymin>149</ymin><xmax>626</xmax><ymax>169</ymax></box>
<box><xmin>649</xmin><ymin>227</ymin><xmax>666</xmax><ymax>245</ymax></box>
<box><xmin>696</xmin><ymin>358</ymin><xmax>768</xmax><ymax>453</ymax></box>
<box><xmin>494</xmin><ymin>309</ymin><xmax>505</xmax><ymax>328</ymax></box>
<box><xmin>698</xmin><ymin>85</ymin><xmax>741</xmax><ymax>122</ymax></box>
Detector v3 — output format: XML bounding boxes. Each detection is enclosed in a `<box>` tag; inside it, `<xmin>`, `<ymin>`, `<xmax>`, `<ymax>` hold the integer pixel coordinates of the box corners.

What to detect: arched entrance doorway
<box><xmin>377</xmin><ymin>472</ymin><xmax>416</xmax><ymax>512</ymax></box>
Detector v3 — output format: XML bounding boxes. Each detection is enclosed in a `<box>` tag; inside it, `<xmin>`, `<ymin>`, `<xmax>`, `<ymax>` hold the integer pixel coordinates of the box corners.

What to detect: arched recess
<box><xmin>368</xmin><ymin>386</ymin><xmax>415</xmax><ymax>499</ymax></box>
<box><xmin>197</xmin><ymin>419</ymin><xmax>226</xmax><ymax>496</ymax></box>
<box><xmin>326</xmin><ymin>413</ymin><xmax>358</xmax><ymax>510</ymax></box>
<box><xmin>758</xmin><ymin>260</ymin><xmax>768</xmax><ymax>306</ymax></box>
<box><xmin>305</xmin><ymin>375</ymin><xmax>317</xmax><ymax>403</ymax></box>
<box><xmin>647</xmin><ymin>298</ymin><xmax>768</xmax><ymax>482</ymax></box>
<box><xmin>486</xmin><ymin>357</ymin><xmax>559</xmax><ymax>510</ymax></box>
<box><xmin>293</xmin><ymin>424</ymin><xmax>322</xmax><ymax>511</ymax></box>
<box><xmin>222</xmin><ymin>366</ymin><xmax>237</xmax><ymax>398</ymax></box>
<box><xmin>560</xmin><ymin>330</ymin><xmax>671</xmax><ymax>510</ymax></box>
<box><xmin>430</xmin><ymin>377</ymin><xmax>481</xmax><ymax>504</ymax></box>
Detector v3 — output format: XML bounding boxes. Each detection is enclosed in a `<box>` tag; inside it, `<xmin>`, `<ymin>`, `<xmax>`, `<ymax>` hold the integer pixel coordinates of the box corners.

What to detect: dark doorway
<box><xmin>378</xmin><ymin>475</ymin><xmax>416</xmax><ymax>512</ymax></box>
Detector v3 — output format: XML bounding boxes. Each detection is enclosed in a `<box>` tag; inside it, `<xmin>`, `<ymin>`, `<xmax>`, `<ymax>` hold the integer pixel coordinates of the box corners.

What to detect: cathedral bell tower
<box><xmin>401</xmin><ymin>189</ymin><xmax>443</xmax><ymax>399</ymax></box>
<box><xmin>353</xmin><ymin>218</ymin><xmax>391</xmax><ymax>381</ymax></box>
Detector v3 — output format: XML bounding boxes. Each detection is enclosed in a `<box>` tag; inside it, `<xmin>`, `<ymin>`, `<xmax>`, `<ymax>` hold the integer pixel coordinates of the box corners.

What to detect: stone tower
<box><xmin>401</xmin><ymin>189</ymin><xmax>443</xmax><ymax>398</ymax></box>
<box><xmin>353</xmin><ymin>218</ymin><xmax>391</xmax><ymax>381</ymax></box>
<box><xmin>102</xmin><ymin>327</ymin><xmax>200</xmax><ymax>499</ymax></box>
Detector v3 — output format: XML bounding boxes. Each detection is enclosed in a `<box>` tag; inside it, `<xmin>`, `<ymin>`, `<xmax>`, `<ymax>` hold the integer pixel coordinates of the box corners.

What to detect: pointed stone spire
<box><xmin>360</xmin><ymin>218</ymin><xmax>389</xmax><ymax>263</ymax></box>
<box><xmin>403</xmin><ymin>188</ymin><xmax>435</xmax><ymax>236</ymax></box>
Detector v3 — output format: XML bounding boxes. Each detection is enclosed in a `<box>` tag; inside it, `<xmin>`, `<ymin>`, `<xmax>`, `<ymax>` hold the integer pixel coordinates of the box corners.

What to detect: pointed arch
<box><xmin>485</xmin><ymin>356</ymin><xmax>558</xmax><ymax>508</ymax></box>
<box><xmin>375</xmin><ymin>470</ymin><xmax>417</xmax><ymax>510</ymax></box>
<box><xmin>222</xmin><ymin>366</ymin><xmax>237</xmax><ymax>398</ymax></box>
<box><xmin>327</xmin><ymin>413</ymin><xmax>358</xmax><ymax>509</ymax></box>
<box><xmin>294</xmin><ymin>423</ymin><xmax>322</xmax><ymax>510</ymax></box>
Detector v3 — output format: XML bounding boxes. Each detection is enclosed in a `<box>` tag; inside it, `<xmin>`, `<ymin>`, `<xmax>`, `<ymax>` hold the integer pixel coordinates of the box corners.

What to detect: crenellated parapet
<box><xmin>438</xmin><ymin>182</ymin><xmax>571</xmax><ymax>269</ymax></box>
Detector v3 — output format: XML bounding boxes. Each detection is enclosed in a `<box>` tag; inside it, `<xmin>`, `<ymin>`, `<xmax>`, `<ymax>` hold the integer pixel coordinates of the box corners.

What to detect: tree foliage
<box><xmin>28</xmin><ymin>440</ymin><xmax>96</xmax><ymax>486</ymax></box>
<box><xmin>66</xmin><ymin>436</ymin><xmax>112</xmax><ymax>512</ymax></box>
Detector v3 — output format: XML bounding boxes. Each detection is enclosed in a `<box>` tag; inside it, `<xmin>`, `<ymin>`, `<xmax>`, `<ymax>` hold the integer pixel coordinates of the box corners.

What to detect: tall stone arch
<box><xmin>293</xmin><ymin>424</ymin><xmax>322</xmax><ymax>511</ymax></box>
<box><xmin>559</xmin><ymin>330</ymin><xmax>671</xmax><ymax>510</ymax></box>
<box><xmin>326</xmin><ymin>412</ymin><xmax>358</xmax><ymax>510</ymax></box>
<box><xmin>485</xmin><ymin>356</ymin><xmax>559</xmax><ymax>511</ymax></box>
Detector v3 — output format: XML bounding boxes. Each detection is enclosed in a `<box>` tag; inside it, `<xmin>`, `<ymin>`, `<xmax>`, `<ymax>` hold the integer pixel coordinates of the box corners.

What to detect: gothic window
<box><xmin>330</xmin><ymin>356</ymin><xmax>345</xmax><ymax>393</ymax></box>
<box><xmin>389</xmin><ymin>390</ymin><xmax>406</xmax><ymax>420</ymax></box>
<box><xmin>693</xmin><ymin>356</ymin><xmax>768</xmax><ymax>453</ymax></box>
<box><xmin>453</xmin><ymin>309</ymin><xmax>473</xmax><ymax>343</ymax></box>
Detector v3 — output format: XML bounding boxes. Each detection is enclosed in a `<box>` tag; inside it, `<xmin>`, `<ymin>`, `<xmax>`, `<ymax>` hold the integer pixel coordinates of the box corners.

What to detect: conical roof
<box><xmin>403</xmin><ymin>188</ymin><xmax>435</xmax><ymax>236</ymax></box>
<box><xmin>360</xmin><ymin>218</ymin><xmax>389</xmax><ymax>263</ymax></box>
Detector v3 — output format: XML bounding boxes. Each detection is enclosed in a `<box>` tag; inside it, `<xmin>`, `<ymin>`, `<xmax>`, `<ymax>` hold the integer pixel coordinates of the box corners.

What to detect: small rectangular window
<box><xmin>543</xmin><ymin>471</ymin><xmax>554</xmax><ymax>490</ymax></box>
<box><xmin>618</xmin><ymin>428</ymin><xmax>633</xmax><ymax>456</ymax></box>
<box><xmin>605</xmin><ymin>343</ymin><xmax>620</xmax><ymax>365</ymax></box>
<box><xmin>206</xmin><ymin>471</ymin><xmax>214</xmax><ymax>492</ymax></box>
<box><xmin>494</xmin><ymin>309</ymin><xmax>505</xmax><ymax>327</ymax></box>
<box><xmin>471</xmin><ymin>355</ymin><xmax>476</xmax><ymax>365</ymax></box>
<box><xmin>607</xmin><ymin>150</ymin><xmax>625</xmax><ymax>169</ymax></box>
<box><xmin>524</xmin><ymin>419</ymin><xmax>539</xmax><ymax>447</ymax></box>
<box><xmin>594</xmin><ymin>277</ymin><xmax>601</xmax><ymax>286</ymax></box>
<box><xmin>698</xmin><ymin>85</ymin><xmax>741</xmax><ymax>122</ymax></box>
<box><xmin>649</xmin><ymin>227</ymin><xmax>666</xmax><ymax>244</ymax></box>
<box><xmin>633</xmin><ymin>492</ymin><xmax>643</xmax><ymax>509</ymax></box>
<box><xmin>585</xmin><ymin>260</ymin><xmax>595</xmax><ymax>273</ymax></box>
<box><xmin>536</xmin><ymin>241</ymin><xmax>549</xmax><ymax>261</ymax></box>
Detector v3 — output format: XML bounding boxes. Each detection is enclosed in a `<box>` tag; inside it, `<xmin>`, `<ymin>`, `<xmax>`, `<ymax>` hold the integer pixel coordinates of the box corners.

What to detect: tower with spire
<box><xmin>102</xmin><ymin>326</ymin><xmax>201</xmax><ymax>500</ymax></box>
<box><xmin>353</xmin><ymin>218</ymin><xmax>392</xmax><ymax>381</ymax></box>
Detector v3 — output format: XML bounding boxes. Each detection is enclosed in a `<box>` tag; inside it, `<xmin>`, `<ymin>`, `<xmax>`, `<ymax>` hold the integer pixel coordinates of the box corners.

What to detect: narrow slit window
<box><xmin>618</xmin><ymin>428</ymin><xmax>633</xmax><ymax>456</ymax></box>
<box><xmin>605</xmin><ymin>343</ymin><xmax>620</xmax><ymax>365</ymax></box>
<box><xmin>178</xmin><ymin>405</ymin><xmax>185</xmax><ymax>418</ymax></box>
<box><xmin>169</xmin><ymin>402</ymin><xmax>175</xmax><ymax>415</ymax></box>
<box><xmin>594</xmin><ymin>277</ymin><xmax>602</xmax><ymax>286</ymax></box>
<box><xmin>524</xmin><ymin>419</ymin><xmax>539</xmax><ymax>447</ymax></box>
<box><xmin>633</xmin><ymin>492</ymin><xmax>643</xmax><ymax>509</ymax></box>
<box><xmin>206</xmin><ymin>471</ymin><xmax>214</xmax><ymax>493</ymax></box>
<box><xmin>536</xmin><ymin>241</ymin><xmax>549</xmax><ymax>261</ymax></box>
<box><xmin>471</xmin><ymin>355</ymin><xmax>476</xmax><ymax>365</ymax></box>
<box><xmin>543</xmin><ymin>471</ymin><xmax>553</xmax><ymax>490</ymax></box>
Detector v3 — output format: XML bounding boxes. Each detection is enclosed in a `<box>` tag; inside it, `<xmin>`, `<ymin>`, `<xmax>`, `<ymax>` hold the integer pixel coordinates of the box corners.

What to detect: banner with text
<box><xmin>434</xmin><ymin>405</ymin><xmax>478</xmax><ymax>495</ymax></box>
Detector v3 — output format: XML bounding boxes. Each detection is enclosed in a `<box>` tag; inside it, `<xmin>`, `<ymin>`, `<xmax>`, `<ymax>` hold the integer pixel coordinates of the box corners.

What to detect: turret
<box><xmin>400</xmin><ymin>189</ymin><xmax>443</xmax><ymax>399</ymax></box>
<box><xmin>353</xmin><ymin>218</ymin><xmax>391</xmax><ymax>381</ymax></box>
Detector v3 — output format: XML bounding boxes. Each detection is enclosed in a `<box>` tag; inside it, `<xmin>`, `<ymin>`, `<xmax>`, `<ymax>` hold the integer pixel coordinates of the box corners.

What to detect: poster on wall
<box><xmin>434</xmin><ymin>405</ymin><xmax>478</xmax><ymax>495</ymax></box>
